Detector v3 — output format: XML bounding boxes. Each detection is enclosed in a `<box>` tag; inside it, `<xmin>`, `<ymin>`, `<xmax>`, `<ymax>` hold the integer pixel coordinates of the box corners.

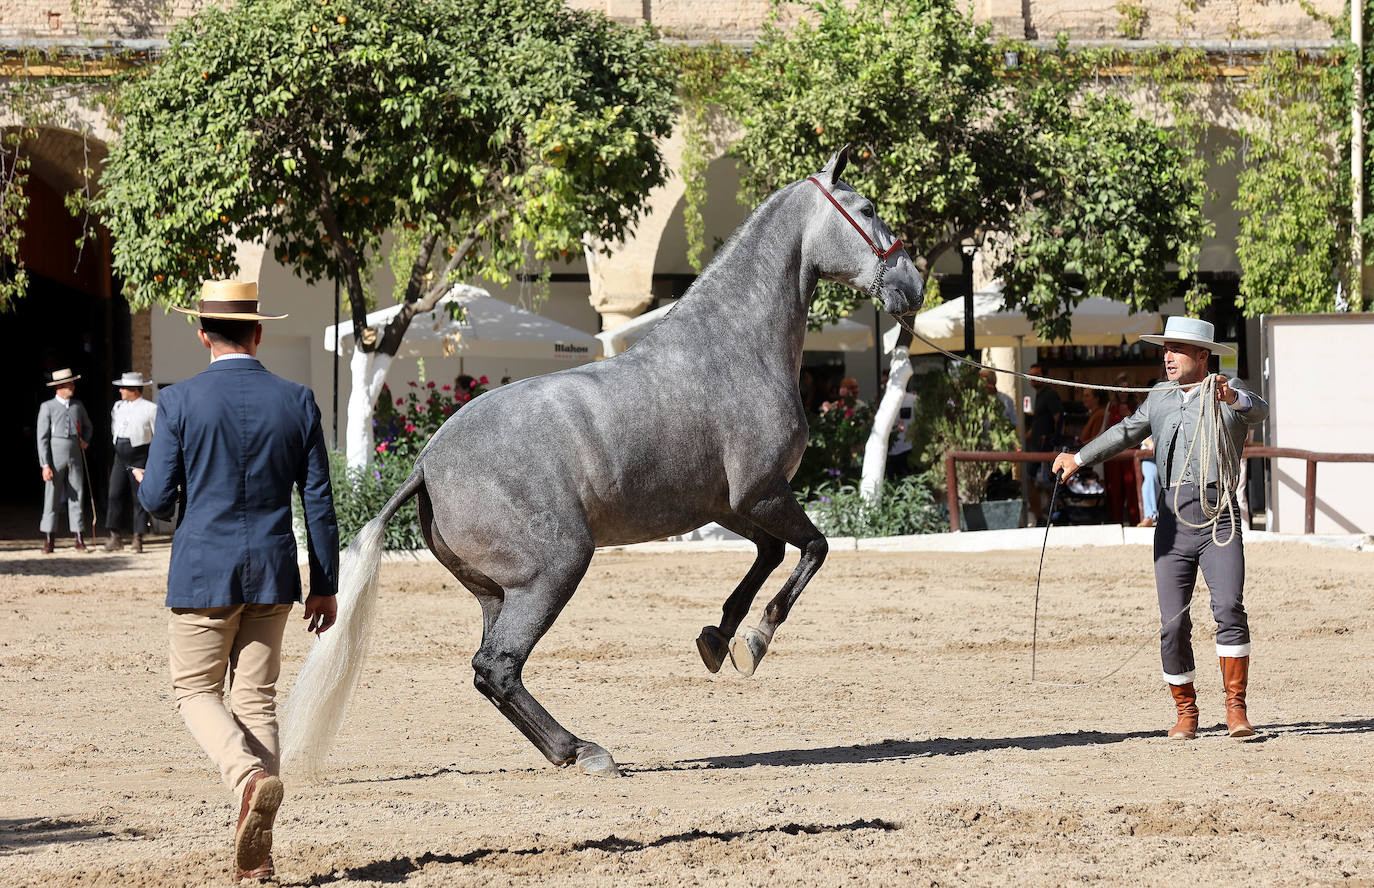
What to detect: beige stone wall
<box><xmin>1</xmin><ymin>0</ymin><xmax>1340</xmax><ymax>44</ymax></box>
<box><xmin>0</xmin><ymin>0</ymin><xmax>214</xmax><ymax>40</ymax></box>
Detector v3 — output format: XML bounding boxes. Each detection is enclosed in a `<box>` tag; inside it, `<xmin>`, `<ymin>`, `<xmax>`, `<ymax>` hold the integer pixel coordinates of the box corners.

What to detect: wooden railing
<box><xmin>943</xmin><ymin>447</ymin><xmax>1374</xmax><ymax>534</ymax></box>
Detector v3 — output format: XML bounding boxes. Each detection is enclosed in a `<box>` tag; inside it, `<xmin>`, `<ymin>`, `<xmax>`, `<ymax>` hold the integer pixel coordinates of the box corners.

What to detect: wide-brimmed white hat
<box><xmin>1139</xmin><ymin>316</ymin><xmax>1234</xmax><ymax>355</ymax></box>
<box><xmin>113</xmin><ymin>371</ymin><xmax>152</xmax><ymax>388</ymax></box>
<box><xmin>47</xmin><ymin>368</ymin><xmax>81</xmax><ymax>386</ymax></box>
<box><xmin>172</xmin><ymin>280</ymin><xmax>287</xmax><ymax>321</ymax></box>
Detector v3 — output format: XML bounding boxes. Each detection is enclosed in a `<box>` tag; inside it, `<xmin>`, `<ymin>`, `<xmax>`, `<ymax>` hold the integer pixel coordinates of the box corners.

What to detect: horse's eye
<box><xmin>861</xmin><ymin>205</ymin><xmax>875</xmax><ymax>218</ymax></box>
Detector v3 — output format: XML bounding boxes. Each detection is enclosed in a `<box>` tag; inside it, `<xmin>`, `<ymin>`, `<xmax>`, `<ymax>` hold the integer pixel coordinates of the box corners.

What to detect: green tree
<box><xmin>93</xmin><ymin>0</ymin><xmax>676</xmax><ymax>463</ymax></box>
<box><xmin>725</xmin><ymin>0</ymin><xmax>1212</xmax><ymax>338</ymax></box>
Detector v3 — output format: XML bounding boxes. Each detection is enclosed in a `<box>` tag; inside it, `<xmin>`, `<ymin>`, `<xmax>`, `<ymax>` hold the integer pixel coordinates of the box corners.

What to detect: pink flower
<box><xmin>844</xmin><ymin>408</ymin><xmax>854</xmax><ymax>419</ymax></box>
<box><xmin>427</xmin><ymin>381</ymin><xmax>436</xmax><ymax>388</ymax></box>
<box><xmin>404</xmin><ymin>423</ymin><xmax>416</xmax><ymax>433</ymax></box>
<box><xmin>408</xmin><ymin>381</ymin><xmax>417</xmax><ymax>388</ymax></box>
<box><xmin>478</xmin><ymin>375</ymin><xmax>489</xmax><ymax>385</ymax></box>
<box><xmin>396</xmin><ymin>398</ymin><xmax>404</xmax><ymax>405</ymax></box>
<box><xmin>376</xmin><ymin>442</ymin><xmax>387</xmax><ymax>453</ymax></box>
<box><xmin>442</xmin><ymin>406</ymin><xmax>452</xmax><ymax>415</ymax></box>
<box><xmin>442</xmin><ymin>384</ymin><xmax>451</xmax><ymax>391</ymax></box>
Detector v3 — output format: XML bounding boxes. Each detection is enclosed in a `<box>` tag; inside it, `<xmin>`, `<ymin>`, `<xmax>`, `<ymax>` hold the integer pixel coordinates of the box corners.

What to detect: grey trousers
<box><xmin>1153</xmin><ymin>482</ymin><xmax>1250</xmax><ymax>685</ymax></box>
<box><xmin>40</xmin><ymin>437</ymin><xmax>87</xmax><ymax>534</ymax></box>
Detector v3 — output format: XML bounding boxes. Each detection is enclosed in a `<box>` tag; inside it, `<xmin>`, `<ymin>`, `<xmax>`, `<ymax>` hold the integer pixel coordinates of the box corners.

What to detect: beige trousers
<box><xmin>169</xmin><ymin>604</ymin><xmax>293</xmax><ymax>796</ymax></box>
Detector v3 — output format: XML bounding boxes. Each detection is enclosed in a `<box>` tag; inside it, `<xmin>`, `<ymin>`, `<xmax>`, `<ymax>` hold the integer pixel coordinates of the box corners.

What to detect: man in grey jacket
<box><xmin>1053</xmin><ymin>317</ymin><xmax>1268</xmax><ymax>741</ymax></box>
<box><xmin>36</xmin><ymin>367</ymin><xmax>94</xmax><ymax>554</ymax></box>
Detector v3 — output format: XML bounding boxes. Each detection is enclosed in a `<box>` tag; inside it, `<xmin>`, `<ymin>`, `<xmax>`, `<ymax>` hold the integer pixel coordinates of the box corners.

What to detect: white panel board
<box><xmin>1263</xmin><ymin>314</ymin><xmax>1374</xmax><ymax>534</ymax></box>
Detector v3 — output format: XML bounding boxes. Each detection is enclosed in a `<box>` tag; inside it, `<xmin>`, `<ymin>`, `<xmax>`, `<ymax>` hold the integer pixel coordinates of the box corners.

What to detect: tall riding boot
<box><xmin>132</xmin><ymin>533</ymin><xmax>144</xmax><ymax>554</ymax></box>
<box><xmin>1167</xmin><ymin>683</ymin><xmax>1199</xmax><ymax>740</ymax></box>
<box><xmin>73</xmin><ymin>533</ymin><xmax>89</xmax><ymax>553</ymax></box>
<box><xmin>103</xmin><ymin>531</ymin><xmax>124</xmax><ymax>552</ymax></box>
<box><xmin>41</xmin><ymin>533</ymin><xmax>54</xmax><ymax>555</ymax></box>
<box><xmin>1220</xmin><ymin>656</ymin><xmax>1256</xmax><ymax>738</ymax></box>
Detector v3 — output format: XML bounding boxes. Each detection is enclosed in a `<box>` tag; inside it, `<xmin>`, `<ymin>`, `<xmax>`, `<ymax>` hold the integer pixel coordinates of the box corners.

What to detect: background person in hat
<box><xmin>36</xmin><ymin>368</ymin><xmax>94</xmax><ymax>553</ymax></box>
<box><xmin>137</xmin><ymin>280</ymin><xmax>339</xmax><ymax>881</ymax></box>
<box><xmin>104</xmin><ymin>371</ymin><xmax>158</xmax><ymax>553</ymax></box>
<box><xmin>1052</xmin><ymin>317</ymin><xmax>1267</xmax><ymax>741</ymax></box>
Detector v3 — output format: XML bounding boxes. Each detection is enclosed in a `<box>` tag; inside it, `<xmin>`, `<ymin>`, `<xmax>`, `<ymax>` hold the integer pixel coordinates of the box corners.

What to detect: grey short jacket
<box><xmin>36</xmin><ymin>396</ymin><xmax>94</xmax><ymax>468</ymax></box>
<box><xmin>1077</xmin><ymin>376</ymin><xmax>1268</xmax><ymax>487</ymax></box>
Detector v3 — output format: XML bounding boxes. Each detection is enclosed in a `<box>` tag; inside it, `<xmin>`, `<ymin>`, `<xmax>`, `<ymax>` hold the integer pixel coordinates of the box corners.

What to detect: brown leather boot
<box><xmin>41</xmin><ymin>533</ymin><xmax>54</xmax><ymax>554</ymax></box>
<box><xmin>1220</xmin><ymin>656</ymin><xmax>1256</xmax><ymax>738</ymax></box>
<box><xmin>73</xmin><ymin>533</ymin><xmax>88</xmax><ymax>552</ymax></box>
<box><xmin>131</xmin><ymin>534</ymin><xmax>143</xmax><ymax>553</ymax></box>
<box><xmin>103</xmin><ymin>532</ymin><xmax>124</xmax><ymax>552</ymax></box>
<box><xmin>235</xmin><ymin>855</ymin><xmax>275</xmax><ymax>882</ymax></box>
<box><xmin>1167</xmin><ymin>682</ymin><xmax>1199</xmax><ymax>739</ymax></box>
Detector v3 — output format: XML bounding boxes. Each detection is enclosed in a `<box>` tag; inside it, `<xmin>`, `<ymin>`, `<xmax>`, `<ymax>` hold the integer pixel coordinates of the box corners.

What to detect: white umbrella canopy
<box><xmin>883</xmin><ymin>282</ymin><xmax>1163</xmax><ymax>354</ymax></box>
<box><xmin>597</xmin><ymin>300</ymin><xmax>874</xmax><ymax>358</ymax></box>
<box><xmin>324</xmin><ymin>284</ymin><xmax>599</xmax><ymax>363</ymax></box>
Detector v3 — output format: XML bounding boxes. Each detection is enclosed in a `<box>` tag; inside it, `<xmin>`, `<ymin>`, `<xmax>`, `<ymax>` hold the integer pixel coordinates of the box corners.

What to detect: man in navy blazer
<box><xmin>139</xmin><ymin>280</ymin><xmax>339</xmax><ymax>881</ymax></box>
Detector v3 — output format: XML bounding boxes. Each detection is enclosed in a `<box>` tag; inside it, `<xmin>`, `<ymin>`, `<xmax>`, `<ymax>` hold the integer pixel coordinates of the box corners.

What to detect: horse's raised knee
<box><xmin>472</xmin><ymin>651</ymin><xmax>520</xmax><ymax>701</ymax></box>
<box><xmin>804</xmin><ymin>535</ymin><xmax>828</xmax><ymax>564</ymax></box>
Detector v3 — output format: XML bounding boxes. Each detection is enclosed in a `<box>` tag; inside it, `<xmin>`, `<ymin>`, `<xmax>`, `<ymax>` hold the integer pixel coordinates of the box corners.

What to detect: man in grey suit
<box><xmin>1053</xmin><ymin>317</ymin><xmax>1268</xmax><ymax>741</ymax></box>
<box><xmin>37</xmin><ymin>367</ymin><xmax>94</xmax><ymax>554</ymax></box>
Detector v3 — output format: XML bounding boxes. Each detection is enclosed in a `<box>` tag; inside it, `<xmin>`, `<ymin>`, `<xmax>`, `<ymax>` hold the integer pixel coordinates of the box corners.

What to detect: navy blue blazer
<box><xmin>139</xmin><ymin>357</ymin><xmax>339</xmax><ymax>608</ymax></box>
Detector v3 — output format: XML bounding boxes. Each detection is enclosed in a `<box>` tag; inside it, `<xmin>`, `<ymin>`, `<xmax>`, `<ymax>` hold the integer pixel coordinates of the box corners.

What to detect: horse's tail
<box><xmin>281</xmin><ymin>462</ymin><xmax>426</xmax><ymax>777</ymax></box>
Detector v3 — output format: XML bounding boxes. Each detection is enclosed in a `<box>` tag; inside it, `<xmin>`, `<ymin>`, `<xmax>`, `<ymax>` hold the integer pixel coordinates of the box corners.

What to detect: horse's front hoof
<box><xmin>729</xmin><ymin>628</ymin><xmax>770</xmax><ymax>677</ymax></box>
<box><xmin>575</xmin><ymin>743</ymin><xmax>621</xmax><ymax>777</ymax></box>
<box><xmin>696</xmin><ymin>626</ymin><xmax>730</xmax><ymax>673</ymax></box>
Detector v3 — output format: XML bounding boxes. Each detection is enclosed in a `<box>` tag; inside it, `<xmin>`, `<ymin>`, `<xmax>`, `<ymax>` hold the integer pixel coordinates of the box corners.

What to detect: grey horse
<box><xmin>281</xmin><ymin>147</ymin><xmax>924</xmax><ymax>778</ymax></box>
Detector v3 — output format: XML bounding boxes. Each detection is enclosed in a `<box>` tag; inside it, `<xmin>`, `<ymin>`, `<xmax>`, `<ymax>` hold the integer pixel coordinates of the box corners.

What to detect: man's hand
<box><xmin>1214</xmin><ymin>373</ymin><xmax>1238</xmax><ymax>405</ymax></box>
<box><xmin>1051</xmin><ymin>452</ymin><xmax>1079</xmax><ymax>483</ymax></box>
<box><xmin>41</xmin><ymin>466</ymin><xmax>53</xmax><ymax>482</ymax></box>
<box><xmin>79</xmin><ymin>439</ymin><xmax>89</xmax><ymax>450</ymax></box>
<box><xmin>131</xmin><ymin>467</ymin><xmax>145</xmax><ymax>483</ymax></box>
<box><xmin>303</xmin><ymin>594</ymin><xmax>337</xmax><ymax>635</ymax></box>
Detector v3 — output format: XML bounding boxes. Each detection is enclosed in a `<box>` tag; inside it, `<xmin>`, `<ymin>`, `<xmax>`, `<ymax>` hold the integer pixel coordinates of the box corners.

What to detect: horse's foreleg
<box><xmin>696</xmin><ymin>516</ymin><xmax>785</xmax><ymax>673</ymax></box>
<box><xmin>470</xmin><ymin>550</ymin><xmax>618</xmax><ymax>776</ymax></box>
<box><xmin>728</xmin><ymin>484</ymin><xmax>828</xmax><ymax>677</ymax></box>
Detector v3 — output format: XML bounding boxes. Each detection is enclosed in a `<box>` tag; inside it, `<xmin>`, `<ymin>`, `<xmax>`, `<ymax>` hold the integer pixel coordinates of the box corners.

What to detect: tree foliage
<box><xmin>723</xmin><ymin>0</ymin><xmax>1213</xmax><ymax>338</ymax></box>
<box><xmin>93</xmin><ymin>0</ymin><xmax>677</xmax><ymax>353</ymax></box>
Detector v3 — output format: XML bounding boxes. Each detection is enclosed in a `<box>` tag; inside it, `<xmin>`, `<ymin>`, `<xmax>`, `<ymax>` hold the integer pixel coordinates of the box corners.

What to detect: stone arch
<box><xmin>1</xmin><ymin>124</ymin><xmax>128</xmax><ymax>524</ymax></box>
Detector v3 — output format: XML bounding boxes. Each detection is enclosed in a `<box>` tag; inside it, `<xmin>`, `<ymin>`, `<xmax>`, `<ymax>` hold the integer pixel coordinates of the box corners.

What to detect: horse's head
<box><xmin>804</xmin><ymin>146</ymin><xmax>924</xmax><ymax>317</ymax></box>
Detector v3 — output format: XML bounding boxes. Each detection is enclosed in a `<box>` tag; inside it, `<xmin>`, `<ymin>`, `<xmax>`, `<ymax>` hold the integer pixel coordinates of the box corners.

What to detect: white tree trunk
<box><xmin>860</xmin><ymin>347</ymin><xmax>914</xmax><ymax>504</ymax></box>
<box><xmin>345</xmin><ymin>347</ymin><xmax>394</xmax><ymax>469</ymax></box>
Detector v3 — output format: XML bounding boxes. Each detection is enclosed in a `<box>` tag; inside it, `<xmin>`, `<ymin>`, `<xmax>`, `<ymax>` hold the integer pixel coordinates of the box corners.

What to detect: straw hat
<box><xmin>47</xmin><ymin>368</ymin><xmax>81</xmax><ymax>386</ymax></box>
<box><xmin>172</xmin><ymin>280</ymin><xmax>287</xmax><ymax>321</ymax></box>
<box><xmin>113</xmin><ymin>371</ymin><xmax>152</xmax><ymax>388</ymax></box>
<box><xmin>1139</xmin><ymin>316</ymin><xmax>1234</xmax><ymax>356</ymax></box>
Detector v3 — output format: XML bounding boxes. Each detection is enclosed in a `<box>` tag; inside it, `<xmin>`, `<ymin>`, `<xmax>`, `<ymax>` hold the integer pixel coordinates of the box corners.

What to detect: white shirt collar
<box><xmin>210</xmin><ymin>353</ymin><xmax>257</xmax><ymax>364</ymax></box>
<box><xmin>55</xmin><ymin>393</ymin><xmax>71</xmax><ymax>406</ymax></box>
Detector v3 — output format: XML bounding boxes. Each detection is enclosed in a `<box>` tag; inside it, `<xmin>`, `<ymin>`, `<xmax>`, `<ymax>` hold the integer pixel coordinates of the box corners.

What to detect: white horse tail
<box><xmin>281</xmin><ymin>463</ymin><xmax>426</xmax><ymax>777</ymax></box>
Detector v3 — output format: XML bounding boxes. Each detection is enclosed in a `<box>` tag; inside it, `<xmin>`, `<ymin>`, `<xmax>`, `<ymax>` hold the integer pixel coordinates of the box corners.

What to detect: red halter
<box><xmin>807</xmin><ymin>176</ymin><xmax>905</xmax><ymax>261</ymax></box>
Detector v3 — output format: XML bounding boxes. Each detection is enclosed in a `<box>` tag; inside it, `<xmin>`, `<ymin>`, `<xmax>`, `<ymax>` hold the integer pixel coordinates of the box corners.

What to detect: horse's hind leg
<box><xmin>695</xmin><ymin>516</ymin><xmax>785</xmax><ymax>673</ymax></box>
<box><xmin>419</xmin><ymin>488</ymin><xmax>504</xmax><ymax>642</ymax></box>
<box><xmin>470</xmin><ymin>544</ymin><xmax>619</xmax><ymax>776</ymax></box>
<box><xmin>728</xmin><ymin>480</ymin><xmax>829</xmax><ymax>677</ymax></box>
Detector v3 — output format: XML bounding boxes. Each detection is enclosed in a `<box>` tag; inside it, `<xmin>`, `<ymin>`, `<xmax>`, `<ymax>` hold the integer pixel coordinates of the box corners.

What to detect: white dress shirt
<box><xmin>111</xmin><ymin>396</ymin><xmax>158</xmax><ymax>447</ymax></box>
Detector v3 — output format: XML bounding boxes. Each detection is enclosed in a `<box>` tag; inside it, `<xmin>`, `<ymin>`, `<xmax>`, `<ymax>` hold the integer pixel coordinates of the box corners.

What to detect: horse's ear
<box><xmin>826</xmin><ymin>143</ymin><xmax>851</xmax><ymax>186</ymax></box>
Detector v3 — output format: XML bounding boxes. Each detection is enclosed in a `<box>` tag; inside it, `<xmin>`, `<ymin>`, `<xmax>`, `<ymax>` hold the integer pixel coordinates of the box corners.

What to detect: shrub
<box><xmin>803</xmin><ymin>475</ymin><xmax>945</xmax><ymax>538</ymax></box>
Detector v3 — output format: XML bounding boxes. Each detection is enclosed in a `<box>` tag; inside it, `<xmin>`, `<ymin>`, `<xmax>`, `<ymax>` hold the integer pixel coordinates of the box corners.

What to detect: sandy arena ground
<box><xmin>2</xmin><ymin>536</ymin><xmax>1373</xmax><ymax>887</ymax></box>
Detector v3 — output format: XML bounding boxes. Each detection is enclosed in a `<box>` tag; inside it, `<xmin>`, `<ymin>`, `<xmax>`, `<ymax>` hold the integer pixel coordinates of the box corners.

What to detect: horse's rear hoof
<box><xmin>576</xmin><ymin>743</ymin><xmax>621</xmax><ymax>777</ymax></box>
<box><xmin>696</xmin><ymin>626</ymin><xmax>730</xmax><ymax>673</ymax></box>
<box><xmin>729</xmin><ymin>628</ymin><xmax>770</xmax><ymax>677</ymax></box>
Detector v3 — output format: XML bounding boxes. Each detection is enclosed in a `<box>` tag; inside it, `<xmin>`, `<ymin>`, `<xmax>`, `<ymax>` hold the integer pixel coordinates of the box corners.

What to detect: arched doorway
<box><xmin>1</xmin><ymin>126</ymin><xmax>127</xmax><ymax>541</ymax></box>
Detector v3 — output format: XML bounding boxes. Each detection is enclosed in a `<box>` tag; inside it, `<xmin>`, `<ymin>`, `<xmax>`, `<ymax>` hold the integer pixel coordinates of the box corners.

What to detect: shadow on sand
<box><xmin>289</xmin><ymin>819</ymin><xmax>898</xmax><ymax>886</ymax></box>
<box><xmin>648</xmin><ymin>717</ymin><xmax>1374</xmax><ymax>772</ymax></box>
<box><xmin>0</xmin><ymin>816</ymin><xmax>146</xmax><ymax>854</ymax></box>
